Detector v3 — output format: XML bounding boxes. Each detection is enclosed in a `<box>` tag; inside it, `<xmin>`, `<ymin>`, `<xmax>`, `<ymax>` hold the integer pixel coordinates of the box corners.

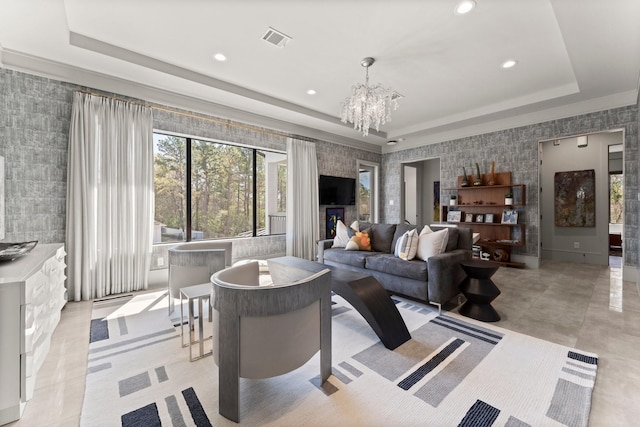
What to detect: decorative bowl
<box><xmin>0</xmin><ymin>241</ymin><xmax>38</xmax><ymax>262</ymax></box>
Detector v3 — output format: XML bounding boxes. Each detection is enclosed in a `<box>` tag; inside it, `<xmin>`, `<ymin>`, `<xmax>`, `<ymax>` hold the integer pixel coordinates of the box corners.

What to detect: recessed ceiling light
<box><xmin>307</xmin><ymin>89</ymin><xmax>316</xmax><ymax>95</ymax></box>
<box><xmin>213</xmin><ymin>53</ymin><xmax>227</xmax><ymax>61</ymax></box>
<box><xmin>454</xmin><ymin>0</ymin><xmax>476</xmax><ymax>15</ymax></box>
<box><xmin>386</xmin><ymin>138</ymin><xmax>405</xmax><ymax>146</ymax></box>
<box><xmin>501</xmin><ymin>59</ymin><xmax>518</xmax><ymax>69</ymax></box>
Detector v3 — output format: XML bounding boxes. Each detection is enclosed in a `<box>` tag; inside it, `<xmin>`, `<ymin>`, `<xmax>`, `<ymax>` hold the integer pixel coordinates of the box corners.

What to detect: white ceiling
<box><xmin>1</xmin><ymin>0</ymin><xmax>639</xmax><ymax>152</ymax></box>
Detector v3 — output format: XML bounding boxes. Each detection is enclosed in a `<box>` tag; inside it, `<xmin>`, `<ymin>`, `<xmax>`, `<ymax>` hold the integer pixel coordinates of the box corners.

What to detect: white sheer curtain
<box><xmin>286</xmin><ymin>138</ymin><xmax>319</xmax><ymax>260</ymax></box>
<box><xmin>66</xmin><ymin>92</ymin><xmax>154</xmax><ymax>301</ymax></box>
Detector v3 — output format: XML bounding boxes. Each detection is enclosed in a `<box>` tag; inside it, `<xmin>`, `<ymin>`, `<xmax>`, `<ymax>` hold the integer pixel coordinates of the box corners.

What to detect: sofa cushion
<box><xmin>444</xmin><ymin>227</ymin><xmax>459</xmax><ymax>252</ymax></box>
<box><xmin>365</xmin><ymin>254</ymin><xmax>428</xmax><ymax>281</ymax></box>
<box><xmin>391</xmin><ymin>223</ymin><xmax>419</xmax><ymax>250</ymax></box>
<box><xmin>368</xmin><ymin>223</ymin><xmax>397</xmax><ymax>253</ymax></box>
<box><xmin>323</xmin><ymin>247</ymin><xmax>376</xmax><ymax>268</ymax></box>
<box><xmin>394</xmin><ymin>228</ymin><xmax>419</xmax><ymax>260</ymax></box>
<box><xmin>345</xmin><ymin>231</ymin><xmax>372</xmax><ymax>251</ymax></box>
<box><xmin>416</xmin><ymin>225</ymin><xmax>460</xmax><ymax>253</ymax></box>
<box><xmin>356</xmin><ymin>221</ymin><xmax>372</xmax><ymax>231</ymax></box>
<box><xmin>416</xmin><ymin>227</ymin><xmax>449</xmax><ymax>260</ymax></box>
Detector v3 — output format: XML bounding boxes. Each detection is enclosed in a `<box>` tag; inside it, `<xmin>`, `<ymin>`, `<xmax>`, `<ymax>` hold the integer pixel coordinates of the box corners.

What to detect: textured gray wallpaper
<box><xmin>0</xmin><ymin>68</ymin><xmax>74</xmax><ymax>244</ymax></box>
<box><xmin>1</xmin><ymin>67</ymin><xmax>638</xmax><ymax>268</ymax></box>
<box><xmin>382</xmin><ymin>106</ymin><xmax>639</xmax><ymax>266</ymax></box>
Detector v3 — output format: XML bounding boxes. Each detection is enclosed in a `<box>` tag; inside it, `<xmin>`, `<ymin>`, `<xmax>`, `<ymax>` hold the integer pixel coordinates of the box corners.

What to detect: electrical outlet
<box><xmin>573</xmin><ymin>242</ymin><xmax>580</xmax><ymax>249</ymax></box>
<box><xmin>157</xmin><ymin>257</ymin><xmax>164</xmax><ymax>266</ymax></box>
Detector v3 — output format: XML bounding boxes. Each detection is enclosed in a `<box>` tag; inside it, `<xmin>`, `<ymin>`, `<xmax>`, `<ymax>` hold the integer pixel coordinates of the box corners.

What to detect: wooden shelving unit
<box><xmin>447</xmin><ymin>171</ymin><xmax>526</xmax><ymax>268</ymax></box>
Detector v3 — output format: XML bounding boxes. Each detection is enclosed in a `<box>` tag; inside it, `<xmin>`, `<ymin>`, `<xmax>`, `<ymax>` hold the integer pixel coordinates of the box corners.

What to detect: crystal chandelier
<box><xmin>340</xmin><ymin>57</ymin><xmax>400</xmax><ymax>137</ymax></box>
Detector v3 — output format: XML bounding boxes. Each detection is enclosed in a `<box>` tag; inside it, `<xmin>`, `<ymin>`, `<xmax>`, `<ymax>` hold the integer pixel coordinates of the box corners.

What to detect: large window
<box><xmin>153</xmin><ymin>132</ymin><xmax>286</xmax><ymax>243</ymax></box>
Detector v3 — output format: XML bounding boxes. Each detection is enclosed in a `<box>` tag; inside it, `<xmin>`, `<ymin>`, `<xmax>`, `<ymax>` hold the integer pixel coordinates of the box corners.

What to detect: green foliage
<box><xmin>610</xmin><ymin>174</ymin><xmax>623</xmax><ymax>224</ymax></box>
<box><xmin>359</xmin><ymin>182</ymin><xmax>371</xmax><ymax>221</ymax></box>
<box><xmin>154</xmin><ymin>136</ymin><xmax>186</xmax><ymax>231</ymax></box>
<box><xmin>154</xmin><ymin>135</ymin><xmax>279</xmax><ymax>240</ymax></box>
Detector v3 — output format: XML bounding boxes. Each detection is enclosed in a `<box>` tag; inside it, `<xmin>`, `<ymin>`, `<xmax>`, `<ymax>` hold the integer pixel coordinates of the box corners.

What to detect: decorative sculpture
<box><xmin>461</xmin><ymin>167</ymin><xmax>469</xmax><ymax>187</ymax></box>
<box><xmin>488</xmin><ymin>161</ymin><xmax>496</xmax><ymax>185</ymax></box>
<box><xmin>473</xmin><ymin>162</ymin><xmax>483</xmax><ymax>186</ymax></box>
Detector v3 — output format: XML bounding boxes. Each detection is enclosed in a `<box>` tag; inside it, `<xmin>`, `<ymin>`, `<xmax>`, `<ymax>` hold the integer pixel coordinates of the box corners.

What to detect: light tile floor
<box><xmin>7</xmin><ymin>258</ymin><xmax>639</xmax><ymax>426</ymax></box>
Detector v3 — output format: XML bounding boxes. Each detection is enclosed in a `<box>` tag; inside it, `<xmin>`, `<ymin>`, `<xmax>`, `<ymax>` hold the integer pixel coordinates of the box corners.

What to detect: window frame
<box><xmin>153</xmin><ymin>130</ymin><xmax>286</xmax><ymax>244</ymax></box>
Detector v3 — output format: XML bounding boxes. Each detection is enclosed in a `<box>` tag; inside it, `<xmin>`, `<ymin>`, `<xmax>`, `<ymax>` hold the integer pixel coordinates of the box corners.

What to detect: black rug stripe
<box><xmin>437</xmin><ymin>316</ymin><xmax>503</xmax><ymax>340</ymax></box>
<box><xmin>398</xmin><ymin>338</ymin><xmax>464</xmax><ymax>390</ymax></box>
<box><xmin>182</xmin><ymin>387</ymin><xmax>212</xmax><ymax>427</ymax></box>
<box><xmin>121</xmin><ymin>402</ymin><xmax>161</xmax><ymax>427</ymax></box>
<box><xmin>89</xmin><ymin>318</ymin><xmax>109</xmax><ymax>343</ymax></box>
<box><xmin>458</xmin><ymin>400</ymin><xmax>500</xmax><ymax>427</ymax></box>
<box><xmin>431</xmin><ymin>319</ymin><xmax>500</xmax><ymax>345</ymax></box>
<box><xmin>568</xmin><ymin>350</ymin><xmax>598</xmax><ymax>365</ymax></box>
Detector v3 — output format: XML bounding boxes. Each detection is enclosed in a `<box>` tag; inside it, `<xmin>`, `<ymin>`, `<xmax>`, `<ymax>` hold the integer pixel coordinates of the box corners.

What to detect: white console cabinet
<box><xmin>0</xmin><ymin>244</ymin><xmax>66</xmax><ymax>425</ymax></box>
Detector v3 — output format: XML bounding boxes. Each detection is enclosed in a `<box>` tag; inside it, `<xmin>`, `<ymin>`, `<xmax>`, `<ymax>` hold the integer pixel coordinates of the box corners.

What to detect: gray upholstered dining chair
<box><xmin>167</xmin><ymin>240</ymin><xmax>233</xmax><ymax>313</ymax></box>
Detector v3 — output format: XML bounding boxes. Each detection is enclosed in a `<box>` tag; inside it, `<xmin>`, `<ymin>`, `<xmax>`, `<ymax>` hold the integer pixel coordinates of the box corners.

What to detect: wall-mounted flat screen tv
<box><xmin>319</xmin><ymin>175</ymin><xmax>356</xmax><ymax>205</ymax></box>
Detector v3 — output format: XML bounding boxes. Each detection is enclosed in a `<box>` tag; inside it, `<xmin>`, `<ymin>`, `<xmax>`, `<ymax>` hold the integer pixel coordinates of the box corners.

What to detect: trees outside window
<box><xmin>153</xmin><ymin>133</ymin><xmax>286</xmax><ymax>243</ymax></box>
<box><xmin>610</xmin><ymin>173</ymin><xmax>623</xmax><ymax>224</ymax></box>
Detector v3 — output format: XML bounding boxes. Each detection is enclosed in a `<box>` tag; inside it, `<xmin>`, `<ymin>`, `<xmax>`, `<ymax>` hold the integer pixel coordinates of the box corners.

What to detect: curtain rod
<box><xmin>75</xmin><ymin>89</ymin><xmax>314</xmax><ymax>142</ymax></box>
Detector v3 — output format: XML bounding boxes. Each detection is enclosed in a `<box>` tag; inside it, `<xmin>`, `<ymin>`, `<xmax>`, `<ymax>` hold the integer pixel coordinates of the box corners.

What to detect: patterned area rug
<box><xmin>81</xmin><ymin>290</ymin><xmax>598</xmax><ymax>426</ymax></box>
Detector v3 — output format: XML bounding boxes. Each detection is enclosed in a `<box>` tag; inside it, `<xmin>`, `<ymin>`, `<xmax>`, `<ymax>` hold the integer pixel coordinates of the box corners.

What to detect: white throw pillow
<box><xmin>418</xmin><ymin>225</ymin><xmax>433</xmax><ymax>236</ymax></box>
<box><xmin>416</xmin><ymin>228</ymin><xmax>449</xmax><ymax>260</ymax></box>
<box><xmin>394</xmin><ymin>229</ymin><xmax>419</xmax><ymax>260</ymax></box>
<box><xmin>331</xmin><ymin>220</ymin><xmax>351</xmax><ymax>248</ymax></box>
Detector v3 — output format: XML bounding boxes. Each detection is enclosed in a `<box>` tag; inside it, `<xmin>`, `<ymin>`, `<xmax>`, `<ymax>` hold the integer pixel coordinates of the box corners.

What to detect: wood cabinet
<box><xmin>0</xmin><ymin>244</ymin><xmax>66</xmax><ymax>424</ymax></box>
<box><xmin>448</xmin><ymin>172</ymin><xmax>526</xmax><ymax>268</ymax></box>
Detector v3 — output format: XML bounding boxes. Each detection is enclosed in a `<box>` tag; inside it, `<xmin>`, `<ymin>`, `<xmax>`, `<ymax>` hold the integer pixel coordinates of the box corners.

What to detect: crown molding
<box><xmin>383</xmin><ymin>90</ymin><xmax>637</xmax><ymax>153</ymax></box>
<box><xmin>0</xmin><ymin>47</ymin><xmax>382</xmax><ymax>154</ymax></box>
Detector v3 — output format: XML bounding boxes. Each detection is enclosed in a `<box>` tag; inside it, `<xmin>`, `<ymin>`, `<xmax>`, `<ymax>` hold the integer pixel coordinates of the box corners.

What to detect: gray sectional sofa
<box><xmin>317</xmin><ymin>223</ymin><xmax>472</xmax><ymax>311</ymax></box>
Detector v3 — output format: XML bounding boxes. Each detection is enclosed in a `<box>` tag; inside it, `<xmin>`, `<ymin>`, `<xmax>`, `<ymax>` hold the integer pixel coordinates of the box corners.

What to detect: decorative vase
<box><xmin>473</xmin><ymin>163</ymin><xmax>483</xmax><ymax>186</ymax></box>
<box><xmin>488</xmin><ymin>161</ymin><xmax>496</xmax><ymax>185</ymax></box>
<box><xmin>461</xmin><ymin>167</ymin><xmax>469</xmax><ymax>187</ymax></box>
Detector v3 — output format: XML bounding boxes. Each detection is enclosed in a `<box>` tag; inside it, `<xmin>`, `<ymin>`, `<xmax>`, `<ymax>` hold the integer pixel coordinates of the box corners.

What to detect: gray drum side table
<box><xmin>180</xmin><ymin>283</ymin><xmax>213</xmax><ymax>361</ymax></box>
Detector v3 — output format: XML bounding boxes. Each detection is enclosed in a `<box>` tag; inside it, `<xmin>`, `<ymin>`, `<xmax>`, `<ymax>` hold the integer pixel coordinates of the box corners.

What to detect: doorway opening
<box><xmin>539</xmin><ymin>130</ymin><xmax>624</xmax><ymax>267</ymax></box>
<box><xmin>608</xmin><ymin>144</ymin><xmax>623</xmax><ymax>263</ymax></box>
<box><xmin>401</xmin><ymin>158</ymin><xmax>441</xmax><ymax>225</ymax></box>
<box><xmin>357</xmin><ymin>161</ymin><xmax>379</xmax><ymax>223</ymax></box>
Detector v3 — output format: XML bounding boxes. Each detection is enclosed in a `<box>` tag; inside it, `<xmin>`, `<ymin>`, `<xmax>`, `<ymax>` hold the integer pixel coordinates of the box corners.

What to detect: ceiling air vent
<box><xmin>262</xmin><ymin>27</ymin><xmax>291</xmax><ymax>47</ymax></box>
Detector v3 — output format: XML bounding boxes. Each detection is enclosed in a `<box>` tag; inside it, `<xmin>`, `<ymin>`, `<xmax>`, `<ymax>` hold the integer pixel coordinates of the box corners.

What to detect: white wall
<box><xmin>540</xmin><ymin>131</ymin><xmax>623</xmax><ymax>265</ymax></box>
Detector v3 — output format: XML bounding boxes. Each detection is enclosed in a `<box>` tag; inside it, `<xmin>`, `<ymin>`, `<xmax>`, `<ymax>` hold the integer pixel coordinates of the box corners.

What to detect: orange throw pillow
<box><xmin>345</xmin><ymin>231</ymin><xmax>371</xmax><ymax>251</ymax></box>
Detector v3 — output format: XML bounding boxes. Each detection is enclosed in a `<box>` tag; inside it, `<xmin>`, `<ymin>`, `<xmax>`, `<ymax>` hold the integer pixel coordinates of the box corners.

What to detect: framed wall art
<box><xmin>326</xmin><ymin>207</ymin><xmax>344</xmax><ymax>239</ymax></box>
<box><xmin>554</xmin><ymin>169</ymin><xmax>595</xmax><ymax>227</ymax></box>
<box><xmin>447</xmin><ymin>210</ymin><xmax>461</xmax><ymax>223</ymax></box>
<box><xmin>501</xmin><ymin>209</ymin><xmax>518</xmax><ymax>224</ymax></box>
